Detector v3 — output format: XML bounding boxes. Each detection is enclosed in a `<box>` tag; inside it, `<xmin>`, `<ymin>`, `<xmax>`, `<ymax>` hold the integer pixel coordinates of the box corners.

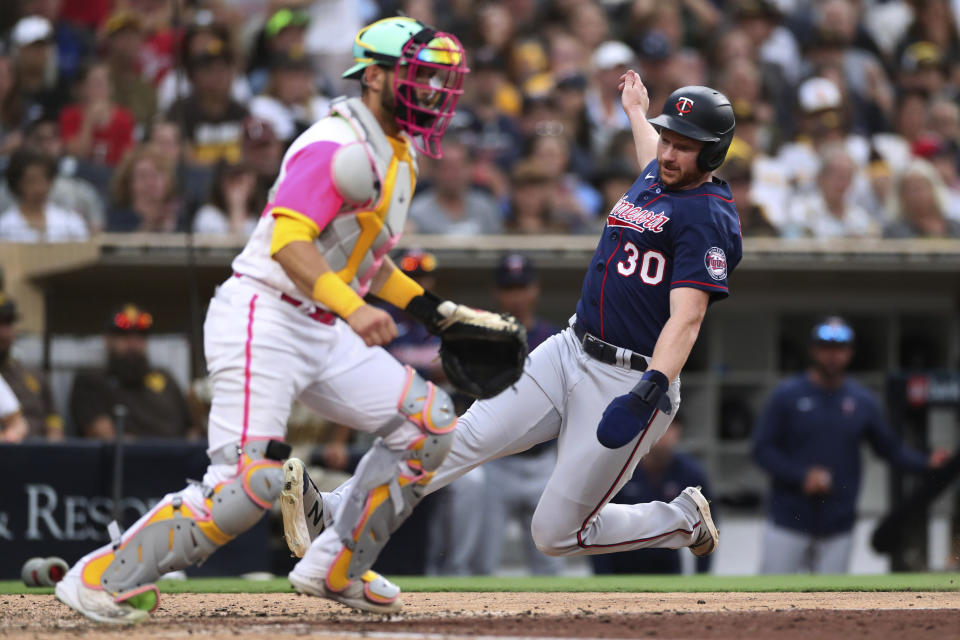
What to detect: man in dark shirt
<box><xmin>591</xmin><ymin>419</ymin><xmax>711</xmax><ymax>574</ymax></box>
<box><xmin>166</xmin><ymin>33</ymin><xmax>249</xmax><ymax>167</ymax></box>
<box><xmin>0</xmin><ymin>292</ymin><xmax>62</xmax><ymax>440</ymax></box>
<box><xmin>69</xmin><ymin>304</ymin><xmax>193</xmax><ymax>439</ymax></box>
<box><xmin>752</xmin><ymin>316</ymin><xmax>948</xmax><ymax>573</ymax></box>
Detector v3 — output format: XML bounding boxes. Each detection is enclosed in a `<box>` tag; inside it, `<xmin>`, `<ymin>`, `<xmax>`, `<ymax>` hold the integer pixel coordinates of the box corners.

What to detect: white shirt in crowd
<box><xmin>0</xmin><ymin>203</ymin><xmax>90</xmax><ymax>243</ymax></box>
<box><xmin>249</xmin><ymin>95</ymin><xmax>331</xmax><ymax>142</ymax></box>
<box><xmin>192</xmin><ymin>204</ymin><xmax>259</xmax><ymax>236</ymax></box>
<box><xmin>0</xmin><ymin>375</ymin><xmax>20</xmax><ymax>420</ymax></box>
<box><xmin>784</xmin><ymin>191</ymin><xmax>877</xmax><ymax>239</ymax></box>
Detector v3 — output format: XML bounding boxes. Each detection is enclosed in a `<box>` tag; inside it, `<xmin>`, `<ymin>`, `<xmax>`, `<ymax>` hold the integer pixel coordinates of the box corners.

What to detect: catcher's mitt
<box><xmin>435</xmin><ymin>301</ymin><xmax>527</xmax><ymax>399</ymax></box>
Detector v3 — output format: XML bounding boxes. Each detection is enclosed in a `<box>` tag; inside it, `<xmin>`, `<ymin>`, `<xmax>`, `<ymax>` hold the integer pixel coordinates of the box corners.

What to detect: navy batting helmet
<box><xmin>648</xmin><ymin>86</ymin><xmax>735</xmax><ymax>172</ymax></box>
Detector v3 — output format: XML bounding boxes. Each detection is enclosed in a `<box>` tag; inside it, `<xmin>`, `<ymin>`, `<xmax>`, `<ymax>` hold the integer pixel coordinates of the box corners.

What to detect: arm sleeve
<box><xmin>0</xmin><ymin>376</ymin><xmax>20</xmax><ymax>419</ymax></box>
<box><xmin>751</xmin><ymin>389</ymin><xmax>808</xmax><ymax>488</ymax></box>
<box><xmin>864</xmin><ymin>395</ymin><xmax>929</xmax><ymax>472</ymax></box>
<box><xmin>670</xmin><ymin>219</ymin><xmax>732</xmax><ymax>302</ymax></box>
<box><xmin>269</xmin><ymin>141</ymin><xmax>345</xmax><ymax>231</ymax></box>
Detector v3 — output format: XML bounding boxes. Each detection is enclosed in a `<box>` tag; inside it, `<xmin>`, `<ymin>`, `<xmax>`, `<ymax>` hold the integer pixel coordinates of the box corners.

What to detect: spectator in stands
<box><xmin>240</xmin><ymin>116</ymin><xmax>283</xmax><ymax>217</ymax></box>
<box><xmin>752</xmin><ymin>316</ymin><xmax>949</xmax><ymax>573</ymax></box>
<box><xmin>0</xmin><ymin>369</ymin><xmax>27</xmax><ymax>443</ymax></box>
<box><xmin>0</xmin><ymin>148</ymin><xmax>89</xmax><ymax>242</ymax></box>
<box><xmin>191</xmin><ymin>159</ymin><xmax>259</xmax><ymax>236</ymax></box>
<box><xmin>99</xmin><ymin>11</ymin><xmax>158</xmax><ymax>126</ymax></box>
<box><xmin>21</xmin><ymin>0</ymin><xmax>91</xmax><ymax>86</ymax></box>
<box><xmin>59</xmin><ymin>62</ymin><xmax>135</xmax><ymax>167</ymax></box>
<box><xmin>0</xmin><ymin>292</ymin><xmax>62</xmax><ymax>441</ymax></box>
<box><xmin>884</xmin><ymin>159</ymin><xmax>960</xmax><ymax>238</ymax></box>
<box><xmin>8</xmin><ymin>15</ymin><xmax>69</xmax><ymax>120</ymax></box>
<box><xmin>594</xmin><ymin>159</ymin><xmax>637</xmax><ymax>218</ymax></box>
<box><xmin>0</xmin><ymin>115</ymin><xmax>105</xmax><ymax>232</ymax></box>
<box><xmin>165</xmin><ymin>26</ymin><xmax>249</xmax><ymax>166</ymax></box>
<box><xmin>504</xmin><ymin>160</ymin><xmax>566</xmax><ymax>234</ymax></box>
<box><xmin>585</xmin><ymin>40</ymin><xmax>634</xmax><ymax>156</ymax></box>
<box><xmin>0</xmin><ymin>53</ymin><xmax>25</xmax><ymax>162</ymax></box>
<box><xmin>69</xmin><ymin>303</ymin><xmax>194</xmax><ymax>440</ymax></box>
<box><xmin>246</xmin><ymin>7</ymin><xmax>311</xmax><ymax>96</ymax></box>
<box><xmin>249</xmin><ymin>47</ymin><xmax>330</xmax><ymax>143</ymax></box>
<box><xmin>526</xmin><ymin>131</ymin><xmax>601</xmax><ymax>230</ymax></box>
<box><xmin>592</xmin><ymin>418</ymin><xmax>712</xmax><ymax>574</ymax></box>
<box><xmin>897</xmin><ymin>41</ymin><xmax>950</xmax><ymax>99</ymax></box>
<box><xmin>107</xmin><ymin>146</ymin><xmax>180</xmax><ymax>232</ymax></box>
<box><xmin>721</xmin><ymin>152</ymin><xmax>779</xmax><ymax>237</ymax></box>
<box><xmin>784</xmin><ymin>145</ymin><xmax>877</xmax><ymax>239</ymax></box>
<box><xmin>408</xmin><ymin>138</ymin><xmax>503</xmax><ymax>234</ymax></box>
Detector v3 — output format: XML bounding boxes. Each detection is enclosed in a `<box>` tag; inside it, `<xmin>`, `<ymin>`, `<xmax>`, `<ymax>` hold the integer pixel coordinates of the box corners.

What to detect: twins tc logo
<box><xmin>676</xmin><ymin>97</ymin><xmax>694</xmax><ymax>115</ymax></box>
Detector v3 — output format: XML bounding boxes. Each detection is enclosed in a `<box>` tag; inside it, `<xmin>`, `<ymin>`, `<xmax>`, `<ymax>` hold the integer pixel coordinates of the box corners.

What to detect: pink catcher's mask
<box><xmin>392</xmin><ymin>31</ymin><xmax>469</xmax><ymax>159</ymax></box>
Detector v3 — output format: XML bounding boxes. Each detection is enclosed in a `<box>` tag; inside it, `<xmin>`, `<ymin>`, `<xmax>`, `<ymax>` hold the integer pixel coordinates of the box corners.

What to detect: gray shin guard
<box><xmin>98</xmin><ymin>442</ymin><xmax>285</xmax><ymax>595</ymax></box>
<box><xmin>332</xmin><ymin>372</ymin><xmax>456</xmax><ymax>583</ymax></box>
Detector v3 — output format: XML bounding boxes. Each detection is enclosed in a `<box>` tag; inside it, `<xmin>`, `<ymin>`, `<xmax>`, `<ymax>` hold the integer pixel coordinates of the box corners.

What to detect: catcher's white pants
<box><xmin>327</xmin><ymin>322</ymin><xmax>702</xmax><ymax>556</ymax></box>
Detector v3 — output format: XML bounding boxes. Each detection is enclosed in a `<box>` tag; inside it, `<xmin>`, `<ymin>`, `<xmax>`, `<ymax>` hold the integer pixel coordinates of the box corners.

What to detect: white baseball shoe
<box><xmin>674</xmin><ymin>485</ymin><xmax>719</xmax><ymax>557</ymax></box>
<box><xmin>288</xmin><ymin>568</ymin><xmax>403</xmax><ymax>614</ymax></box>
<box><xmin>280</xmin><ymin>458</ymin><xmax>325</xmax><ymax>558</ymax></box>
<box><xmin>55</xmin><ymin>571</ymin><xmax>149</xmax><ymax>625</ymax></box>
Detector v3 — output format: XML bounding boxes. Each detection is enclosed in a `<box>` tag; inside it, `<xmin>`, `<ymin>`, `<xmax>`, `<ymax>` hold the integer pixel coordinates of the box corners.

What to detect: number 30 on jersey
<box><xmin>616</xmin><ymin>242</ymin><xmax>665</xmax><ymax>285</ymax></box>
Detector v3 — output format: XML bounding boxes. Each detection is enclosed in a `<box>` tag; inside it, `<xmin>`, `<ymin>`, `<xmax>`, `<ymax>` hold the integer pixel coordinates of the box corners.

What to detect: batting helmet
<box><xmin>648</xmin><ymin>86</ymin><xmax>735</xmax><ymax>172</ymax></box>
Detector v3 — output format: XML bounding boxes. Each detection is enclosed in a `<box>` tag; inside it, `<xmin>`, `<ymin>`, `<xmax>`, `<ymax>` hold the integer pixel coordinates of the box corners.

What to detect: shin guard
<box><xmin>80</xmin><ymin>438</ymin><xmax>288</xmax><ymax>609</ymax></box>
<box><xmin>325</xmin><ymin>369</ymin><xmax>456</xmax><ymax>592</ymax></box>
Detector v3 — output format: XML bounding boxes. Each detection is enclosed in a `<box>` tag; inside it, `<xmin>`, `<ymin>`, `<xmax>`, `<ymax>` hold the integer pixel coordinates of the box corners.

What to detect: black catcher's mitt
<box><xmin>435</xmin><ymin>301</ymin><xmax>527</xmax><ymax>399</ymax></box>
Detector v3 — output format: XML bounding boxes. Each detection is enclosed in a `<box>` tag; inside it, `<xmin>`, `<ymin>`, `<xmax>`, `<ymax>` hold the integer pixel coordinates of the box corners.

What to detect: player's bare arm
<box><xmin>647</xmin><ymin>287</ymin><xmax>710</xmax><ymax>381</ymax></box>
<box><xmin>273</xmin><ymin>240</ymin><xmax>397</xmax><ymax>347</ymax></box>
<box><xmin>619</xmin><ymin>70</ymin><xmax>658</xmax><ymax>168</ymax></box>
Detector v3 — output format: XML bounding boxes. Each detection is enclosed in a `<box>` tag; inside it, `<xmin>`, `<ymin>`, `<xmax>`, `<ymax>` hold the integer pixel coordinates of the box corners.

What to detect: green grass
<box><xmin>3</xmin><ymin>573</ymin><xmax>958</xmax><ymax>595</ymax></box>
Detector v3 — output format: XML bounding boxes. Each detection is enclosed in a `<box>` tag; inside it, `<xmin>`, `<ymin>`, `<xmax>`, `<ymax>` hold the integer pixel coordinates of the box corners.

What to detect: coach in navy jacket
<box><xmin>752</xmin><ymin>317</ymin><xmax>944</xmax><ymax>573</ymax></box>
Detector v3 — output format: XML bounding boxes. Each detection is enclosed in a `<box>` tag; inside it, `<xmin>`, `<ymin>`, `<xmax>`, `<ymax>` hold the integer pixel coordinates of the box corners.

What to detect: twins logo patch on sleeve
<box><xmin>704</xmin><ymin>247</ymin><xmax>727</xmax><ymax>281</ymax></box>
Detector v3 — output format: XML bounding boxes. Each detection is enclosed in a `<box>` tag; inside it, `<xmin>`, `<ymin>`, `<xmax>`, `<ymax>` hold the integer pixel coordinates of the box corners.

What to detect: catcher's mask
<box><xmin>344</xmin><ymin>17</ymin><xmax>468</xmax><ymax>159</ymax></box>
<box><xmin>392</xmin><ymin>29</ymin><xmax>468</xmax><ymax>158</ymax></box>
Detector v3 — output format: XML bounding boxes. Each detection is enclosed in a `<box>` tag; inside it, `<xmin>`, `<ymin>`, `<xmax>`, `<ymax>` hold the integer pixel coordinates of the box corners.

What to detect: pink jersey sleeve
<box><xmin>269</xmin><ymin>141</ymin><xmax>345</xmax><ymax>230</ymax></box>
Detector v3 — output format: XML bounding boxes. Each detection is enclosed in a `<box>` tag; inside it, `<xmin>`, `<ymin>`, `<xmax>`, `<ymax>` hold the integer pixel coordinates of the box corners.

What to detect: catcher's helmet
<box><xmin>648</xmin><ymin>86</ymin><xmax>735</xmax><ymax>172</ymax></box>
<box><xmin>342</xmin><ymin>16</ymin><xmax>468</xmax><ymax>159</ymax></box>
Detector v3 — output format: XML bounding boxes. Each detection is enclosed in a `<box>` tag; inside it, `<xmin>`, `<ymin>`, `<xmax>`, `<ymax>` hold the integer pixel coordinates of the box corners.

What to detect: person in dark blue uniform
<box><xmin>286</xmin><ymin>76</ymin><xmax>743</xmax><ymax>567</ymax></box>
<box><xmin>752</xmin><ymin>317</ymin><xmax>949</xmax><ymax>573</ymax></box>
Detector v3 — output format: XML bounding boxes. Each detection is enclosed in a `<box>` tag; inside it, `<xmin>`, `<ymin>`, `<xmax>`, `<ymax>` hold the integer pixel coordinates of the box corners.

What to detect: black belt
<box><xmin>573</xmin><ymin>320</ymin><xmax>648</xmax><ymax>372</ymax></box>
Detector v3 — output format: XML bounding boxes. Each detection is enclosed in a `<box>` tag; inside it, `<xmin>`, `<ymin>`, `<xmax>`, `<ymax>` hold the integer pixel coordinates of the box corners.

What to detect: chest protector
<box><xmin>314</xmin><ymin>97</ymin><xmax>419</xmax><ymax>297</ymax></box>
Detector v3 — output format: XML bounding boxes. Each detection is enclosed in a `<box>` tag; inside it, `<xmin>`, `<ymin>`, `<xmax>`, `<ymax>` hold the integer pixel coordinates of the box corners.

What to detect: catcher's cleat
<box><xmin>55</xmin><ymin>571</ymin><xmax>150</xmax><ymax>625</ymax></box>
<box><xmin>673</xmin><ymin>486</ymin><xmax>719</xmax><ymax>557</ymax></box>
<box><xmin>289</xmin><ymin>568</ymin><xmax>402</xmax><ymax>614</ymax></box>
<box><xmin>281</xmin><ymin>458</ymin><xmax>325</xmax><ymax>558</ymax></box>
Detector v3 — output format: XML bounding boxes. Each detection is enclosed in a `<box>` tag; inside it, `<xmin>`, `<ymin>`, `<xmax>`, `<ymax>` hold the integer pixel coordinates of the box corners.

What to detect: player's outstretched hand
<box><xmin>345</xmin><ymin>304</ymin><xmax>398</xmax><ymax>347</ymax></box>
<box><xmin>597</xmin><ymin>370</ymin><xmax>670</xmax><ymax>449</ymax></box>
<box><xmin>619</xmin><ymin>70</ymin><xmax>650</xmax><ymax>116</ymax></box>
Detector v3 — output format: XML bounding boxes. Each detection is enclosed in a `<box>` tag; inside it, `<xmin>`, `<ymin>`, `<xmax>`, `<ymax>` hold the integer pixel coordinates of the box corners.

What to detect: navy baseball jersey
<box><xmin>576</xmin><ymin>159</ymin><xmax>742</xmax><ymax>355</ymax></box>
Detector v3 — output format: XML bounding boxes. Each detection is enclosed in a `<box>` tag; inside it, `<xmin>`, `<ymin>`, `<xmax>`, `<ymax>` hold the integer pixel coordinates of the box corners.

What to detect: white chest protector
<box><xmin>231</xmin><ymin>97</ymin><xmax>419</xmax><ymax>306</ymax></box>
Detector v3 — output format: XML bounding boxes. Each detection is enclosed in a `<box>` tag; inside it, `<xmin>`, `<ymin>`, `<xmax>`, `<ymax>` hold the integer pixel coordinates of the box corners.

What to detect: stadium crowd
<box><xmin>0</xmin><ymin>0</ymin><xmax>958</xmax><ymax>240</ymax></box>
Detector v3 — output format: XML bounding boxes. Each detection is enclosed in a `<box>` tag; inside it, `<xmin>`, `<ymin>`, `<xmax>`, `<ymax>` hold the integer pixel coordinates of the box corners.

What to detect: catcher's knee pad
<box><xmin>396</xmin><ymin>367</ymin><xmax>456</xmax><ymax>472</ymax></box>
<box><xmin>81</xmin><ymin>439</ymin><xmax>287</xmax><ymax>604</ymax></box>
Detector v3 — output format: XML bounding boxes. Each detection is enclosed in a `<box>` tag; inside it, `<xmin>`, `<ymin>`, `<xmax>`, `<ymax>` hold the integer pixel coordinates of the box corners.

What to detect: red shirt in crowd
<box><xmin>59</xmin><ymin>105</ymin><xmax>135</xmax><ymax>167</ymax></box>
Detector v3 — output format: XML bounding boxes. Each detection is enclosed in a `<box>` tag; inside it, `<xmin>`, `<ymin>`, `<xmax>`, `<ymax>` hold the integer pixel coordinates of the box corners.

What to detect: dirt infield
<box><xmin>2</xmin><ymin>592</ymin><xmax>958</xmax><ymax>639</ymax></box>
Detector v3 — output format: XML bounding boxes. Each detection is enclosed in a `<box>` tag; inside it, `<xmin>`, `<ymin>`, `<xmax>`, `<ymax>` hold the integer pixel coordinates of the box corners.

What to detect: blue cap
<box><xmin>811</xmin><ymin>316</ymin><xmax>854</xmax><ymax>345</ymax></box>
<box><xmin>495</xmin><ymin>253</ymin><xmax>537</xmax><ymax>287</ymax></box>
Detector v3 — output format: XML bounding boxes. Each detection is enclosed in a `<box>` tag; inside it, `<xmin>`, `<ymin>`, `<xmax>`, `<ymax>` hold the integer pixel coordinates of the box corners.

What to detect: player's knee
<box><xmin>397</xmin><ymin>368</ymin><xmax>457</xmax><ymax>471</ymax></box>
<box><xmin>530</xmin><ymin>510</ymin><xmax>570</xmax><ymax>557</ymax></box>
